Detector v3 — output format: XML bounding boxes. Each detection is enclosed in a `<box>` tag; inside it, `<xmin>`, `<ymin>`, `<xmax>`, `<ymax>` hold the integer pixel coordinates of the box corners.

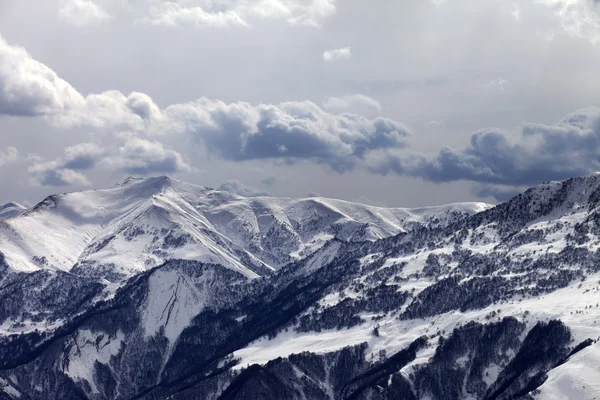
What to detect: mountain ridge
<box><xmin>0</xmin><ymin>176</ymin><xmax>491</xmax><ymax>279</ymax></box>
<box><xmin>2</xmin><ymin>174</ymin><xmax>600</xmax><ymax>399</ymax></box>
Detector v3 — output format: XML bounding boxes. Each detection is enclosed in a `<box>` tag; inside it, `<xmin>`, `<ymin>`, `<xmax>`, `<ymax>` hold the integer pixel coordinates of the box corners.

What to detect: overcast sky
<box><xmin>1</xmin><ymin>0</ymin><xmax>600</xmax><ymax>207</ymax></box>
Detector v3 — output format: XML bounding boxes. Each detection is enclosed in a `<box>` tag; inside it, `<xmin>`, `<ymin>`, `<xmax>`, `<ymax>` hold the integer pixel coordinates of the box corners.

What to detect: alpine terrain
<box><xmin>1</xmin><ymin>174</ymin><xmax>600</xmax><ymax>399</ymax></box>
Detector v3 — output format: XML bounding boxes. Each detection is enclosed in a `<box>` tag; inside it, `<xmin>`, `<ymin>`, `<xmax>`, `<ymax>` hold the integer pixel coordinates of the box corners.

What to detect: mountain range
<box><xmin>1</xmin><ymin>174</ymin><xmax>600</xmax><ymax>399</ymax></box>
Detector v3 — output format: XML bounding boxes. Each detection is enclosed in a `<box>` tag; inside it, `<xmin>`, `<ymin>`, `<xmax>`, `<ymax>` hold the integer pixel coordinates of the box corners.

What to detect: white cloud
<box><xmin>425</xmin><ymin>120</ymin><xmax>445</xmax><ymax>129</ymax></box>
<box><xmin>144</xmin><ymin>3</ymin><xmax>249</xmax><ymax>28</ymax></box>
<box><xmin>26</xmin><ymin>136</ymin><xmax>191</xmax><ymax>187</ymax></box>
<box><xmin>536</xmin><ymin>0</ymin><xmax>600</xmax><ymax>43</ymax></box>
<box><xmin>106</xmin><ymin>137</ymin><xmax>192</xmax><ymax>175</ymax></box>
<box><xmin>28</xmin><ymin>160</ymin><xmax>91</xmax><ymax>187</ymax></box>
<box><xmin>512</xmin><ymin>4</ymin><xmax>522</xmax><ymax>20</ymax></box>
<box><xmin>484</xmin><ymin>78</ymin><xmax>509</xmax><ymax>91</ymax></box>
<box><xmin>0</xmin><ymin>35</ymin><xmax>83</xmax><ymax>116</ymax></box>
<box><xmin>58</xmin><ymin>0</ymin><xmax>112</xmax><ymax>26</ymax></box>
<box><xmin>0</xmin><ymin>147</ymin><xmax>19</xmax><ymax>167</ymax></box>
<box><xmin>142</xmin><ymin>0</ymin><xmax>336</xmax><ymax>28</ymax></box>
<box><xmin>0</xmin><ymin>36</ymin><xmax>410</xmax><ymax>177</ymax></box>
<box><xmin>323</xmin><ymin>94</ymin><xmax>382</xmax><ymax>116</ymax></box>
<box><xmin>323</xmin><ymin>47</ymin><xmax>351</xmax><ymax>62</ymax></box>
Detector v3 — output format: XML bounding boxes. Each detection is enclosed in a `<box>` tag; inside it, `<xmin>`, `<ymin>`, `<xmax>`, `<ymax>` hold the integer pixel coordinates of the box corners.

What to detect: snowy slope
<box><xmin>0</xmin><ymin>202</ymin><xmax>26</xmax><ymax>220</ymax></box>
<box><xmin>5</xmin><ymin>174</ymin><xmax>600</xmax><ymax>399</ymax></box>
<box><xmin>0</xmin><ymin>176</ymin><xmax>490</xmax><ymax>279</ymax></box>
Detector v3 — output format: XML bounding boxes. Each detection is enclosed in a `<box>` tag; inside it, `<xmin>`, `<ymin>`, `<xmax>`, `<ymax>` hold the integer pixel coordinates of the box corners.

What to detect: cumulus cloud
<box><xmin>370</xmin><ymin>107</ymin><xmax>600</xmax><ymax>188</ymax></box>
<box><xmin>58</xmin><ymin>0</ymin><xmax>112</xmax><ymax>26</ymax></box>
<box><xmin>27</xmin><ymin>143</ymin><xmax>102</xmax><ymax>187</ymax></box>
<box><xmin>323</xmin><ymin>47</ymin><xmax>351</xmax><ymax>62</ymax></box>
<box><xmin>323</xmin><ymin>94</ymin><xmax>383</xmax><ymax>116</ymax></box>
<box><xmin>218</xmin><ymin>180</ymin><xmax>271</xmax><ymax>197</ymax></box>
<box><xmin>62</xmin><ymin>142</ymin><xmax>107</xmax><ymax>170</ymax></box>
<box><xmin>144</xmin><ymin>3</ymin><xmax>248</xmax><ymax>28</ymax></box>
<box><xmin>7</xmin><ymin>34</ymin><xmax>600</xmax><ymax>199</ymax></box>
<box><xmin>0</xmin><ymin>35</ymin><xmax>160</xmax><ymax>126</ymax></box>
<box><xmin>107</xmin><ymin>137</ymin><xmax>192</xmax><ymax>175</ymax></box>
<box><xmin>0</xmin><ymin>147</ymin><xmax>18</xmax><ymax>167</ymax></box>
<box><xmin>29</xmin><ymin>161</ymin><xmax>91</xmax><ymax>187</ymax></box>
<box><xmin>159</xmin><ymin>99</ymin><xmax>411</xmax><ymax>172</ymax></box>
<box><xmin>27</xmin><ymin>138</ymin><xmax>190</xmax><ymax>187</ymax></box>
<box><xmin>0</xmin><ymin>35</ymin><xmax>83</xmax><ymax>116</ymax></box>
<box><xmin>0</xmin><ymin>37</ymin><xmax>409</xmax><ymax>176</ymax></box>
<box><xmin>142</xmin><ymin>0</ymin><xmax>336</xmax><ymax>28</ymax></box>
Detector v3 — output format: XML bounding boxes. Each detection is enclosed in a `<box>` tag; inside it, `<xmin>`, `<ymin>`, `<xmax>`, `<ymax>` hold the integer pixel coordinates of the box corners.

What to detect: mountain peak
<box><xmin>0</xmin><ymin>202</ymin><xmax>27</xmax><ymax>220</ymax></box>
<box><xmin>116</xmin><ymin>175</ymin><xmax>174</xmax><ymax>188</ymax></box>
<box><xmin>0</xmin><ymin>176</ymin><xmax>488</xmax><ymax>277</ymax></box>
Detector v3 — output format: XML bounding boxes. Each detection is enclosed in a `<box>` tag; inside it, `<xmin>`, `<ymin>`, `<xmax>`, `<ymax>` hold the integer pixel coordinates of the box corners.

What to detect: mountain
<box><xmin>0</xmin><ymin>176</ymin><xmax>489</xmax><ymax>279</ymax></box>
<box><xmin>1</xmin><ymin>175</ymin><xmax>600</xmax><ymax>399</ymax></box>
<box><xmin>0</xmin><ymin>202</ymin><xmax>26</xmax><ymax>220</ymax></box>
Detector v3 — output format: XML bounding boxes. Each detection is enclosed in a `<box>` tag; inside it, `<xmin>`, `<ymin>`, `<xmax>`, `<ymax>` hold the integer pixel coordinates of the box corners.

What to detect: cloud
<box><xmin>28</xmin><ymin>161</ymin><xmax>91</xmax><ymax>187</ymax></box>
<box><xmin>484</xmin><ymin>78</ymin><xmax>509</xmax><ymax>91</ymax></box>
<box><xmin>58</xmin><ymin>0</ymin><xmax>112</xmax><ymax>26</ymax></box>
<box><xmin>160</xmin><ymin>99</ymin><xmax>411</xmax><ymax>172</ymax></box>
<box><xmin>512</xmin><ymin>4</ymin><xmax>521</xmax><ymax>21</ymax></box>
<box><xmin>323</xmin><ymin>94</ymin><xmax>383</xmax><ymax>116</ymax></box>
<box><xmin>0</xmin><ymin>35</ymin><xmax>83</xmax><ymax>116</ymax></box>
<box><xmin>424</xmin><ymin>120</ymin><xmax>445</xmax><ymax>129</ymax></box>
<box><xmin>261</xmin><ymin>176</ymin><xmax>277</xmax><ymax>187</ymax></box>
<box><xmin>537</xmin><ymin>0</ymin><xmax>600</xmax><ymax>43</ymax></box>
<box><xmin>108</xmin><ymin>137</ymin><xmax>192</xmax><ymax>175</ymax></box>
<box><xmin>323</xmin><ymin>47</ymin><xmax>351</xmax><ymax>62</ymax></box>
<box><xmin>370</xmin><ymin>107</ymin><xmax>600</xmax><ymax>188</ymax></box>
<box><xmin>0</xmin><ymin>147</ymin><xmax>18</xmax><ymax>167</ymax></box>
<box><xmin>142</xmin><ymin>0</ymin><xmax>336</xmax><ymax>28</ymax></box>
<box><xmin>218</xmin><ymin>180</ymin><xmax>271</xmax><ymax>197</ymax></box>
<box><xmin>62</xmin><ymin>142</ymin><xmax>106</xmax><ymax>170</ymax></box>
<box><xmin>472</xmin><ymin>184</ymin><xmax>528</xmax><ymax>201</ymax></box>
<box><xmin>27</xmin><ymin>143</ymin><xmax>102</xmax><ymax>187</ymax></box>
<box><xmin>27</xmin><ymin>138</ymin><xmax>190</xmax><ymax>186</ymax></box>
<box><xmin>0</xmin><ymin>36</ymin><xmax>409</xmax><ymax>176</ymax></box>
<box><xmin>143</xmin><ymin>3</ymin><xmax>249</xmax><ymax>28</ymax></box>
<box><xmin>7</xmin><ymin>34</ymin><xmax>600</xmax><ymax>199</ymax></box>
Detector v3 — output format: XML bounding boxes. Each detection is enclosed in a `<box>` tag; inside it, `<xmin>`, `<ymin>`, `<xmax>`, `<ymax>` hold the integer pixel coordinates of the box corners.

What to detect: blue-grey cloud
<box><xmin>159</xmin><ymin>98</ymin><xmax>411</xmax><ymax>173</ymax></box>
<box><xmin>471</xmin><ymin>184</ymin><xmax>527</xmax><ymax>202</ymax></box>
<box><xmin>371</xmin><ymin>108</ymin><xmax>600</xmax><ymax>189</ymax></box>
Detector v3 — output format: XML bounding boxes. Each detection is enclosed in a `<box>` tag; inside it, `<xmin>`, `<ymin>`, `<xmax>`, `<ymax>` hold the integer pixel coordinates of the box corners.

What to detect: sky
<box><xmin>1</xmin><ymin>0</ymin><xmax>600</xmax><ymax>207</ymax></box>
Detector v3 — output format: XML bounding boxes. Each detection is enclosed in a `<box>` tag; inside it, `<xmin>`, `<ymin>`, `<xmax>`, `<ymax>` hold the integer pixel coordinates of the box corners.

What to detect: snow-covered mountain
<box><xmin>0</xmin><ymin>176</ymin><xmax>489</xmax><ymax>279</ymax></box>
<box><xmin>3</xmin><ymin>175</ymin><xmax>600</xmax><ymax>399</ymax></box>
<box><xmin>0</xmin><ymin>202</ymin><xmax>26</xmax><ymax>220</ymax></box>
